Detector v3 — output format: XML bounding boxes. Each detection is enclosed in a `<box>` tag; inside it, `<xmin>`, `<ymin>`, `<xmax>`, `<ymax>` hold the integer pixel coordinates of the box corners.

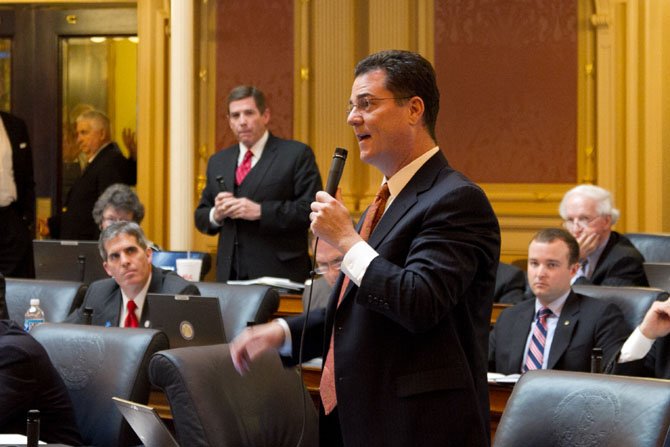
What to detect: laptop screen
<box><xmin>33</xmin><ymin>239</ymin><xmax>109</xmax><ymax>284</ymax></box>
<box><xmin>146</xmin><ymin>294</ymin><xmax>226</xmax><ymax>348</ymax></box>
<box><xmin>113</xmin><ymin>397</ymin><xmax>180</xmax><ymax>447</ymax></box>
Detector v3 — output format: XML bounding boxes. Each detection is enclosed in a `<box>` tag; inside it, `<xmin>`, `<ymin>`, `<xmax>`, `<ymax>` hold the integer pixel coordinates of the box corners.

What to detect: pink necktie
<box><xmin>124</xmin><ymin>300</ymin><xmax>139</xmax><ymax>328</ymax></box>
<box><xmin>523</xmin><ymin>307</ymin><xmax>553</xmax><ymax>372</ymax></box>
<box><xmin>320</xmin><ymin>183</ymin><xmax>390</xmax><ymax>414</ymax></box>
<box><xmin>235</xmin><ymin>150</ymin><xmax>253</xmax><ymax>185</ymax></box>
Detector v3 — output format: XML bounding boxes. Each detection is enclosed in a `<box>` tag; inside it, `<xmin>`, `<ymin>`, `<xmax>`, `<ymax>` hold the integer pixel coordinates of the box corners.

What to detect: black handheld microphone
<box><xmin>325</xmin><ymin>147</ymin><xmax>348</xmax><ymax>195</ymax></box>
<box><xmin>215</xmin><ymin>175</ymin><xmax>226</xmax><ymax>192</ymax></box>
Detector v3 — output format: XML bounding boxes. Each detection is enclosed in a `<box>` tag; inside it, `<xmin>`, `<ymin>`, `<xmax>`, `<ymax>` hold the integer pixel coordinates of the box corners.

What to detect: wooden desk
<box><xmin>275</xmin><ymin>294</ymin><xmax>512</xmax><ymax>327</ymax></box>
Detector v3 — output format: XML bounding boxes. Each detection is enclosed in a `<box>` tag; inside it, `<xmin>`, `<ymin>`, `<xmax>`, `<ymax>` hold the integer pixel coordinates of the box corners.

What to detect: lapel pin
<box><xmin>564</xmin><ymin>320</ymin><xmax>570</xmax><ymax>326</ymax></box>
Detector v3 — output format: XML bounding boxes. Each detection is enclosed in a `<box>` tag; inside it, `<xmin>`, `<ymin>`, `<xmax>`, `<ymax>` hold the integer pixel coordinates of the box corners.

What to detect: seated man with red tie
<box><xmin>489</xmin><ymin>228</ymin><xmax>627</xmax><ymax>374</ymax></box>
<box><xmin>66</xmin><ymin>221</ymin><xmax>199</xmax><ymax>327</ymax></box>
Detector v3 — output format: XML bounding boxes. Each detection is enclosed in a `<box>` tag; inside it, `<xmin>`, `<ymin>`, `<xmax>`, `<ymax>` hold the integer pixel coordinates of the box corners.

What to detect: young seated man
<box><xmin>66</xmin><ymin>221</ymin><xmax>199</xmax><ymax>327</ymax></box>
<box><xmin>489</xmin><ymin>228</ymin><xmax>627</xmax><ymax>374</ymax></box>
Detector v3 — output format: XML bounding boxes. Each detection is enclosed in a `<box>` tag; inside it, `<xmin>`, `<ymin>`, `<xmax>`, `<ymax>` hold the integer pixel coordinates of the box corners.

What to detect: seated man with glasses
<box><xmin>302</xmin><ymin>237</ymin><xmax>343</xmax><ymax>311</ymax></box>
<box><xmin>559</xmin><ymin>184</ymin><xmax>648</xmax><ymax>286</ymax></box>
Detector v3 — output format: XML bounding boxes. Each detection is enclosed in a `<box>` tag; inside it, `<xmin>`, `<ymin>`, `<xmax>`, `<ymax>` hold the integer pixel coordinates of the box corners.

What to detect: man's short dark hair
<box><xmin>92</xmin><ymin>183</ymin><xmax>145</xmax><ymax>227</ymax></box>
<box><xmin>354</xmin><ymin>50</ymin><xmax>440</xmax><ymax>141</ymax></box>
<box><xmin>227</xmin><ymin>85</ymin><xmax>267</xmax><ymax>114</ymax></box>
<box><xmin>530</xmin><ymin>228</ymin><xmax>580</xmax><ymax>265</ymax></box>
<box><xmin>98</xmin><ymin>221</ymin><xmax>149</xmax><ymax>260</ymax></box>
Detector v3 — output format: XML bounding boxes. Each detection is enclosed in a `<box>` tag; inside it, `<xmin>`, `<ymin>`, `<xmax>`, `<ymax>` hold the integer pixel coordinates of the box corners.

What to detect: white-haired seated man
<box><xmin>558</xmin><ymin>184</ymin><xmax>648</xmax><ymax>287</ymax></box>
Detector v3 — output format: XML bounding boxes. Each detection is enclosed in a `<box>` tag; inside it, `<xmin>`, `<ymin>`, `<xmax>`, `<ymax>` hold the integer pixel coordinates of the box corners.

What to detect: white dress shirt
<box><xmin>0</xmin><ymin>117</ymin><xmax>17</xmax><ymax>207</ymax></box>
<box><xmin>119</xmin><ymin>273</ymin><xmax>153</xmax><ymax>328</ymax></box>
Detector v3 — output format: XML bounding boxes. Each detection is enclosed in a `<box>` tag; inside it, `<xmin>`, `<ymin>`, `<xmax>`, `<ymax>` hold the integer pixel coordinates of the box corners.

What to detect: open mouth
<box><xmin>356</xmin><ymin>133</ymin><xmax>371</xmax><ymax>142</ymax></box>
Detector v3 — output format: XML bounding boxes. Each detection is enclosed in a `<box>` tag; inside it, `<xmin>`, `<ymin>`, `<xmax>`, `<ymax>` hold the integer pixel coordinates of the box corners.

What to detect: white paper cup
<box><xmin>175</xmin><ymin>258</ymin><xmax>202</xmax><ymax>281</ymax></box>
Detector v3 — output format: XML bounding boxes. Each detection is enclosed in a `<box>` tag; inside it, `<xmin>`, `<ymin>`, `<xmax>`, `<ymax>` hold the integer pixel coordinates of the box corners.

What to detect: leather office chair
<box><xmin>572</xmin><ymin>285</ymin><xmax>668</xmax><ymax>334</ymax></box>
<box><xmin>149</xmin><ymin>345</ymin><xmax>318</xmax><ymax>447</ymax></box>
<box><xmin>494</xmin><ymin>262</ymin><xmax>528</xmax><ymax>304</ymax></box>
<box><xmin>625</xmin><ymin>232</ymin><xmax>670</xmax><ymax>262</ymax></box>
<box><xmin>494</xmin><ymin>370</ymin><xmax>670</xmax><ymax>447</ymax></box>
<box><xmin>195</xmin><ymin>282</ymin><xmax>280</xmax><ymax>341</ymax></box>
<box><xmin>5</xmin><ymin>278</ymin><xmax>86</xmax><ymax>327</ymax></box>
<box><xmin>151</xmin><ymin>251</ymin><xmax>212</xmax><ymax>280</ymax></box>
<box><xmin>31</xmin><ymin>323</ymin><xmax>169</xmax><ymax>447</ymax></box>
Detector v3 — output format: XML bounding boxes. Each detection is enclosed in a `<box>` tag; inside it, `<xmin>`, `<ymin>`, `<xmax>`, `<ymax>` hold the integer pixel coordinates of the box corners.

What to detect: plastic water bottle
<box><xmin>24</xmin><ymin>299</ymin><xmax>45</xmax><ymax>332</ymax></box>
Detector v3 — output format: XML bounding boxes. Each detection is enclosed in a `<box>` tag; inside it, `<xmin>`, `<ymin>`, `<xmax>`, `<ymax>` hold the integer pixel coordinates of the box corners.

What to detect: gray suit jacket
<box><xmin>66</xmin><ymin>266</ymin><xmax>199</xmax><ymax>326</ymax></box>
<box><xmin>489</xmin><ymin>291</ymin><xmax>627</xmax><ymax>374</ymax></box>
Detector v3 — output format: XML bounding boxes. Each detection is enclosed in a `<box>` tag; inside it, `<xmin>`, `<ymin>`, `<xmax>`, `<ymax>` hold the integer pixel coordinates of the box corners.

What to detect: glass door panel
<box><xmin>60</xmin><ymin>35</ymin><xmax>137</xmax><ymax>201</ymax></box>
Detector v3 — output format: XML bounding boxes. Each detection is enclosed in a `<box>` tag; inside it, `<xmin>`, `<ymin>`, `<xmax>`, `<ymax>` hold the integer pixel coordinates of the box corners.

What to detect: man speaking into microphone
<box><xmin>195</xmin><ymin>86</ymin><xmax>322</xmax><ymax>282</ymax></box>
<box><xmin>230</xmin><ymin>51</ymin><xmax>500</xmax><ymax>446</ymax></box>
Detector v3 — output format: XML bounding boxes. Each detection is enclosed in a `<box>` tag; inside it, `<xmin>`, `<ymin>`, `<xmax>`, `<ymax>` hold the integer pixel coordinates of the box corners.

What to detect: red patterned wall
<box><xmin>434</xmin><ymin>1</ymin><xmax>577</xmax><ymax>183</ymax></box>
<box><xmin>215</xmin><ymin>1</ymin><xmax>294</xmax><ymax>151</ymax></box>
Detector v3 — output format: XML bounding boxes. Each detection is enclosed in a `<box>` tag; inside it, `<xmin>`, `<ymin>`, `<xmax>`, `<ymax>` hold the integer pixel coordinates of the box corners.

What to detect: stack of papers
<box><xmin>487</xmin><ymin>372</ymin><xmax>521</xmax><ymax>385</ymax></box>
<box><xmin>228</xmin><ymin>276</ymin><xmax>305</xmax><ymax>293</ymax></box>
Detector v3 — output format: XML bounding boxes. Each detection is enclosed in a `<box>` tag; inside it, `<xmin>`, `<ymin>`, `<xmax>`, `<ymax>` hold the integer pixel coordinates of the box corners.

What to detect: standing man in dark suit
<box><xmin>66</xmin><ymin>222</ymin><xmax>198</xmax><ymax>327</ymax></box>
<box><xmin>489</xmin><ymin>229</ymin><xmax>627</xmax><ymax>375</ymax></box>
<box><xmin>613</xmin><ymin>297</ymin><xmax>670</xmax><ymax>379</ymax></box>
<box><xmin>47</xmin><ymin>110</ymin><xmax>135</xmax><ymax>241</ymax></box>
<box><xmin>230</xmin><ymin>50</ymin><xmax>500</xmax><ymax>446</ymax></box>
<box><xmin>559</xmin><ymin>184</ymin><xmax>648</xmax><ymax>286</ymax></box>
<box><xmin>0</xmin><ymin>111</ymin><xmax>35</xmax><ymax>278</ymax></box>
<box><xmin>195</xmin><ymin>86</ymin><xmax>322</xmax><ymax>283</ymax></box>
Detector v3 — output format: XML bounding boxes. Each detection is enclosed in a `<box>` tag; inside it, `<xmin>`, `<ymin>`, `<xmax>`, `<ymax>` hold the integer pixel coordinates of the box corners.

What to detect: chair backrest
<box><xmin>572</xmin><ymin>285</ymin><xmax>668</xmax><ymax>334</ymax></box>
<box><xmin>643</xmin><ymin>262</ymin><xmax>670</xmax><ymax>292</ymax></box>
<box><xmin>30</xmin><ymin>323</ymin><xmax>169</xmax><ymax>447</ymax></box>
<box><xmin>493</xmin><ymin>370</ymin><xmax>670</xmax><ymax>447</ymax></box>
<box><xmin>149</xmin><ymin>345</ymin><xmax>318</xmax><ymax>447</ymax></box>
<box><xmin>494</xmin><ymin>262</ymin><xmax>528</xmax><ymax>304</ymax></box>
<box><xmin>624</xmin><ymin>232</ymin><xmax>670</xmax><ymax>262</ymax></box>
<box><xmin>5</xmin><ymin>278</ymin><xmax>86</xmax><ymax>327</ymax></box>
<box><xmin>151</xmin><ymin>251</ymin><xmax>212</xmax><ymax>280</ymax></box>
<box><xmin>195</xmin><ymin>282</ymin><xmax>280</xmax><ymax>341</ymax></box>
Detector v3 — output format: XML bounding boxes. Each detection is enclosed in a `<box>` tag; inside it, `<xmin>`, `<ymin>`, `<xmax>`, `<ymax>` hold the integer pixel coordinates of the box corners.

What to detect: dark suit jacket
<box><xmin>0</xmin><ymin>320</ymin><xmax>83</xmax><ymax>445</ymax></box>
<box><xmin>66</xmin><ymin>266</ymin><xmax>199</xmax><ymax>326</ymax></box>
<box><xmin>286</xmin><ymin>152</ymin><xmax>500</xmax><ymax>447</ymax></box>
<box><xmin>489</xmin><ymin>291</ymin><xmax>627</xmax><ymax>374</ymax></box>
<box><xmin>574</xmin><ymin>231</ymin><xmax>648</xmax><ymax>287</ymax></box>
<box><xmin>50</xmin><ymin>142</ymin><xmax>132</xmax><ymax>240</ymax></box>
<box><xmin>495</xmin><ymin>262</ymin><xmax>528</xmax><ymax>304</ymax></box>
<box><xmin>195</xmin><ymin>134</ymin><xmax>322</xmax><ymax>282</ymax></box>
<box><xmin>0</xmin><ymin>112</ymin><xmax>35</xmax><ymax>278</ymax></box>
<box><xmin>613</xmin><ymin>335</ymin><xmax>670</xmax><ymax>379</ymax></box>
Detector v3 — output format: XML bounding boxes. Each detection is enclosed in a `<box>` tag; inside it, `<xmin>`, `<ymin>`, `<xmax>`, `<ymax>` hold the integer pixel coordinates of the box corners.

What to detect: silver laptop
<box><xmin>643</xmin><ymin>262</ymin><xmax>670</xmax><ymax>291</ymax></box>
<box><xmin>113</xmin><ymin>397</ymin><xmax>180</xmax><ymax>447</ymax></box>
<box><xmin>146</xmin><ymin>294</ymin><xmax>226</xmax><ymax>348</ymax></box>
<box><xmin>33</xmin><ymin>239</ymin><xmax>109</xmax><ymax>283</ymax></box>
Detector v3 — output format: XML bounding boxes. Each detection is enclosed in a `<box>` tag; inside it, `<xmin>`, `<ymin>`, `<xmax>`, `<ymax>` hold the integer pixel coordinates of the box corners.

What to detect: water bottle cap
<box><xmin>30</xmin><ymin>298</ymin><xmax>40</xmax><ymax>306</ymax></box>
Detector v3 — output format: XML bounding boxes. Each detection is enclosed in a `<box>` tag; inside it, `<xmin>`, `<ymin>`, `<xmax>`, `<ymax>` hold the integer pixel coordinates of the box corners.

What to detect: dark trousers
<box><xmin>319</xmin><ymin>405</ymin><xmax>344</xmax><ymax>447</ymax></box>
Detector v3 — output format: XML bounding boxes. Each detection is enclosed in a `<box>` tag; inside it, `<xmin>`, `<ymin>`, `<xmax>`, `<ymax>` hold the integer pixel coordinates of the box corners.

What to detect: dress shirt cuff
<box><xmin>618</xmin><ymin>327</ymin><xmax>655</xmax><ymax>363</ymax></box>
<box><xmin>209</xmin><ymin>207</ymin><xmax>222</xmax><ymax>227</ymax></box>
<box><xmin>275</xmin><ymin>318</ymin><xmax>293</xmax><ymax>357</ymax></box>
<box><xmin>341</xmin><ymin>241</ymin><xmax>379</xmax><ymax>287</ymax></box>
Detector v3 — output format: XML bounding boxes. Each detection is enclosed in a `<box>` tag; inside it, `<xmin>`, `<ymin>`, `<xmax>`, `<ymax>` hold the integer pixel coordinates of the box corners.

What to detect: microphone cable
<box><xmin>294</xmin><ymin>237</ymin><xmax>322</xmax><ymax>447</ymax></box>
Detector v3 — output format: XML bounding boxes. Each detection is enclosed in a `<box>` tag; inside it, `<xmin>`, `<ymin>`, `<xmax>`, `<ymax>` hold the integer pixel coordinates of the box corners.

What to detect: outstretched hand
<box><xmin>229</xmin><ymin>322</ymin><xmax>286</xmax><ymax>375</ymax></box>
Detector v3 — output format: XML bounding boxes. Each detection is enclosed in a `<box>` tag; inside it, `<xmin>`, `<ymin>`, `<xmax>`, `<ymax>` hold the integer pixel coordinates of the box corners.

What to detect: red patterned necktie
<box><xmin>124</xmin><ymin>300</ymin><xmax>139</xmax><ymax>328</ymax></box>
<box><xmin>320</xmin><ymin>183</ymin><xmax>390</xmax><ymax>414</ymax></box>
<box><xmin>522</xmin><ymin>307</ymin><xmax>553</xmax><ymax>372</ymax></box>
<box><xmin>235</xmin><ymin>150</ymin><xmax>253</xmax><ymax>185</ymax></box>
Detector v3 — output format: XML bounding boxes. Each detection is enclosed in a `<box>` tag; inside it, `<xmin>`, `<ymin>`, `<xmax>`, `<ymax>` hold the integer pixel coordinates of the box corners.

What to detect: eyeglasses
<box><xmin>346</xmin><ymin>96</ymin><xmax>412</xmax><ymax>115</ymax></box>
<box><xmin>313</xmin><ymin>260</ymin><xmax>342</xmax><ymax>275</ymax></box>
<box><xmin>563</xmin><ymin>215</ymin><xmax>602</xmax><ymax>230</ymax></box>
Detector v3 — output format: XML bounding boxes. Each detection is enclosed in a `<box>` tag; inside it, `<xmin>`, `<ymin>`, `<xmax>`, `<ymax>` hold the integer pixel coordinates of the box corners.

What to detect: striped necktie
<box><xmin>523</xmin><ymin>307</ymin><xmax>553</xmax><ymax>372</ymax></box>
